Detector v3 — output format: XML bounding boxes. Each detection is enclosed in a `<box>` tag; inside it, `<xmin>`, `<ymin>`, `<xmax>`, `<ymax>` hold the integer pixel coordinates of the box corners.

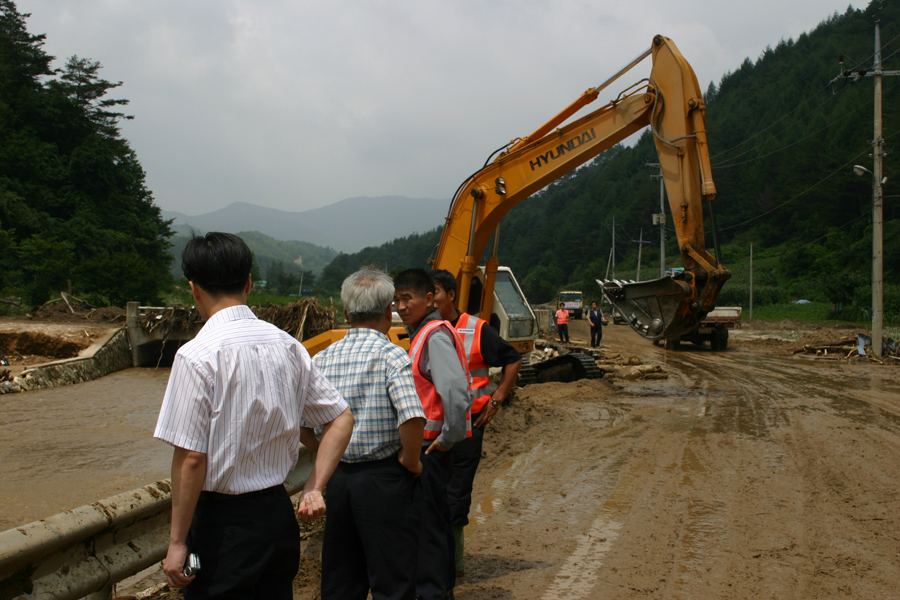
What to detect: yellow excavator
<box><xmin>305</xmin><ymin>35</ymin><xmax>730</xmax><ymax>368</ymax></box>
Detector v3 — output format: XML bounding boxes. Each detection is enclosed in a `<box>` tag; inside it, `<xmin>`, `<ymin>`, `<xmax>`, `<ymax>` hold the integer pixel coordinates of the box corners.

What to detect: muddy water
<box><xmin>0</xmin><ymin>368</ymin><xmax>172</xmax><ymax>531</ymax></box>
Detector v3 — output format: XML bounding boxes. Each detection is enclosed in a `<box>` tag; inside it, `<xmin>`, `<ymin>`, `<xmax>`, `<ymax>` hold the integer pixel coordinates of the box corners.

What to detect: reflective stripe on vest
<box><xmin>556</xmin><ymin>309</ymin><xmax>569</xmax><ymax>325</ymax></box>
<box><xmin>409</xmin><ymin>320</ymin><xmax>472</xmax><ymax>440</ymax></box>
<box><xmin>456</xmin><ymin>313</ymin><xmax>492</xmax><ymax>414</ymax></box>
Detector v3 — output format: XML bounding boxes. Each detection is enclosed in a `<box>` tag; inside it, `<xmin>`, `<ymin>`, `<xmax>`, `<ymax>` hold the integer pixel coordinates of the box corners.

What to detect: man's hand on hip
<box><xmin>398</xmin><ymin>450</ymin><xmax>423</xmax><ymax>476</ymax></box>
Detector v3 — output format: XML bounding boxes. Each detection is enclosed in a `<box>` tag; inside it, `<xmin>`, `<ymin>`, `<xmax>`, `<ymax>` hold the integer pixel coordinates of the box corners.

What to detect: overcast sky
<box><xmin>18</xmin><ymin>0</ymin><xmax>856</xmax><ymax>215</ymax></box>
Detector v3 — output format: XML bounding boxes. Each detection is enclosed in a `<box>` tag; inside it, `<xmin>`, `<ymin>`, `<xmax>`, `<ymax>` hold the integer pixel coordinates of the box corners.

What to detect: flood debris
<box><xmin>790</xmin><ymin>333</ymin><xmax>899</xmax><ymax>363</ymax></box>
<box><xmin>32</xmin><ymin>295</ymin><xmax>125</xmax><ymax>323</ymax></box>
<box><xmin>252</xmin><ymin>298</ymin><xmax>336</xmax><ymax>341</ymax></box>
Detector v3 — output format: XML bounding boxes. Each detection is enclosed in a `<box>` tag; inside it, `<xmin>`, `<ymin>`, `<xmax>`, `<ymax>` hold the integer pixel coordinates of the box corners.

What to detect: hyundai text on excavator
<box><xmin>303</xmin><ymin>35</ymin><xmax>730</xmax><ymax>377</ymax></box>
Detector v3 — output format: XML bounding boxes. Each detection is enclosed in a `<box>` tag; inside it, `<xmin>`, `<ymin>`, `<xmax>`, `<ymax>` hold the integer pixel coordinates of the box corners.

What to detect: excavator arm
<box><xmin>432</xmin><ymin>35</ymin><xmax>730</xmax><ymax>341</ymax></box>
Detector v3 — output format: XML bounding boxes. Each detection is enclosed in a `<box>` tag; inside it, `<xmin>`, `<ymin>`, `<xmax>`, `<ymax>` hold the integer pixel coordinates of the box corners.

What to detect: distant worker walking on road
<box><xmin>393</xmin><ymin>268</ymin><xmax>472</xmax><ymax>600</ymax></box>
<box><xmin>305</xmin><ymin>268</ymin><xmax>426</xmax><ymax>600</ymax></box>
<box><xmin>556</xmin><ymin>302</ymin><xmax>570</xmax><ymax>344</ymax></box>
<box><xmin>155</xmin><ymin>232</ymin><xmax>354</xmax><ymax>600</ymax></box>
<box><xmin>430</xmin><ymin>269</ymin><xmax>523</xmax><ymax>581</ymax></box>
<box><xmin>588</xmin><ymin>301</ymin><xmax>607</xmax><ymax>348</ymax></box>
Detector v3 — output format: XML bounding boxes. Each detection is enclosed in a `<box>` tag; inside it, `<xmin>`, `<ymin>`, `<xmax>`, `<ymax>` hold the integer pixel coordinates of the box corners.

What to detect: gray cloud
<box><xmin>19</xmin><ymin>0</ymin><xmax>854</xmax><ymax>214</ymax></box>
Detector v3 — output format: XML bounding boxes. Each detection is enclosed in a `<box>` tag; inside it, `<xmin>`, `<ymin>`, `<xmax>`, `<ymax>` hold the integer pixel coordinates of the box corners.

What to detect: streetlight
<box><xmin>853</xmin><ymin>164</ymin><xmax>886</xmax><ymax>358</ymax></box>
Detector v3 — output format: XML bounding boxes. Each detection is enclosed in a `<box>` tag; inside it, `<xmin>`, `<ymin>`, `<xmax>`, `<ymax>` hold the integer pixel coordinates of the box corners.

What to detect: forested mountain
<box><xmin>168</xmin><ymin>231</ymin><xmax>336</xmax><ymax>281</ymax></box>
<box><xmin>320</xmin><ymin>1</ymin><xmax>900</xmax><ymax>321</ymax></box>
<box><xmin>0</xmin><ymin>1</ymin><xmax>171</xmax><ymax>306</ymax></box>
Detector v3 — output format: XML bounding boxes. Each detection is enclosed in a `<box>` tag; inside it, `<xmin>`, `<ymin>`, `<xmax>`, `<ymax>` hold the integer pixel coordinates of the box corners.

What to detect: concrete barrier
<box><xmin>2</xmin><ymin>329</ymin><xmax>133</xmax><ymax>395</ymax></box>
<box><xmin>0</xmin><ymin>448</ymin><xmax>314</xmax><ymax>600</ymax></box>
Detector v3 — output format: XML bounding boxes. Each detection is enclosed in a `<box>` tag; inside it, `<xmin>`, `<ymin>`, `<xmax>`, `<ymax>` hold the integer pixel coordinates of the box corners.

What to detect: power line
<box><xmin>709</xmin><ymin>83</ymin><xmax>836</xmax><ymax>161</ymax></box>
<box><xmin>709</xmin><ymin>27</ymin><xmax>900</xmax><ymax>165</ymax></box>
<box><xmin>718</xmin><ymin>122</ymin><xmax>900</xmax><ymax>233</ymax></box>
<box><xmin>778</xmin><ymin>213</ymin><xmax>868</xmax><ymax>257</ymax></box>
<box><xmin>713</xmin><ymin>97</ymin><xmax>872</xmax><ymax>169</ymax></box>
<box><xmin>714</xmin><ymin>76</ymin><xmax>900</xmax><ymax>169</ymax></box>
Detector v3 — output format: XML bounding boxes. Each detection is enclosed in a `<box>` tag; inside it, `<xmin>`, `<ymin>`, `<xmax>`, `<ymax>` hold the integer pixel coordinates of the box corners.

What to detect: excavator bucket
<box><xmin>597</xmin><ymin>276</ymin><xmax>701</xmax><ymax>341</ymax></box>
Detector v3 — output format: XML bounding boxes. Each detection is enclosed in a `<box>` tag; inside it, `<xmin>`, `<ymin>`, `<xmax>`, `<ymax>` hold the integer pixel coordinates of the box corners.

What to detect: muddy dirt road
<box><xmin>447</xmin><ymin>320</ymin><xmax>900</xmax><ymax>599</ymax></box>
<box><xmin>7</xmin><ymin>314</ymin><xmax>893</xmax><ymax>599</ymax></box>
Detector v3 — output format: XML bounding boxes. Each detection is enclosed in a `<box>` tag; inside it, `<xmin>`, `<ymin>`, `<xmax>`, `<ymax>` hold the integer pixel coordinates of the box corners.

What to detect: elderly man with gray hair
<box><xmin>303</xmin><ymin>267</ymin><xmax>426</xmax><ymax>600</ymax></box>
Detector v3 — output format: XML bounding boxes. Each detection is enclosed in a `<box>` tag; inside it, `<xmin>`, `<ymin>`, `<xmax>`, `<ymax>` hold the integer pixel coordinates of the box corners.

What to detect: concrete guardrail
<box><xmin>0</xmin><ymin>448</ymin><xmax>314</xmax><ymax>600</ymax></box>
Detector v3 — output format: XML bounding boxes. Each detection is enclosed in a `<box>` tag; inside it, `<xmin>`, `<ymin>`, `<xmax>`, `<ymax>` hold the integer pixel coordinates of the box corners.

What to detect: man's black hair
<box><xmin>429</xmin><ymin>269</ymin><xmax>457</xmax><ymax>295</ymax></box>
<box><xmin>182</xmin><ymin>232</ymin><xmax>253</xmax><ymax>296</ymax></box>
<box><xmin>393</xmin><ymin>268</ymin><xmax>435</xmax><ymax>297</ymax></box>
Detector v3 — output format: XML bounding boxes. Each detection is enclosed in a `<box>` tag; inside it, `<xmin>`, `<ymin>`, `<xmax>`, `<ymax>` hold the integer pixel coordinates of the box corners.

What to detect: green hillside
<box><xmin>320</xmin><ymin>1</ymin><xmax>900</xmax><ymax>324</ymax></box>
<box><xmin>0</xmin><ymin>2</ymin><xmax>172</xmax><ymax>307</ymax></box>
<box><xmin>169</xmin><ymin>231</ymin><xmax>337</xmax><ymax>280</ymax></box>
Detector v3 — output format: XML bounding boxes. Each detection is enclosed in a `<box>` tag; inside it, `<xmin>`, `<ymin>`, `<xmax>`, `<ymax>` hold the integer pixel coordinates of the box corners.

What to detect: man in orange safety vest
<box><xmin>430</xmin><ymin>269</ymin><xmax>523</xmax><ymax>583</ymax></box>
<box><xmin>393</xmin><ymin>268</ymin><xmax>472</xmax><ymax>600</ymax></box>
<box><xmin>555</xmin><ymin>301</ymin><xmax>570</xmax><ymax>344</ymax></box>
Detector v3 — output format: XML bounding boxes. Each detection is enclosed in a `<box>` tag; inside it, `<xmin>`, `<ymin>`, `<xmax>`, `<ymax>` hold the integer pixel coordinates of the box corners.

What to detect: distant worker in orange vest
<box><xmin>556</xmin><ymin>302</ymin><xmax>570</xmax><ymax>344</ymax></box>
<box><xmin>393</xmin><ymin>268</ymin><xmax>472</xmax><ymax>600</ymax></box>
<box><xmin>430</xmin><ymin>269</ymin><xmax>523</xmax><ymax>582</ymax></box>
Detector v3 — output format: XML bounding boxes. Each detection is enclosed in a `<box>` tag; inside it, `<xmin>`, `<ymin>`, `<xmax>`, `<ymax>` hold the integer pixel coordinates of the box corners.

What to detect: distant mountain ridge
<box><xmin>167</xmin><ymin>231</ymin><xmax>337</xmax><ymax>279</ymax></box>
<box><xmin>162</xmin><ymin>196</ymin><xmax>448</xmax><ymax>253</ymax></box>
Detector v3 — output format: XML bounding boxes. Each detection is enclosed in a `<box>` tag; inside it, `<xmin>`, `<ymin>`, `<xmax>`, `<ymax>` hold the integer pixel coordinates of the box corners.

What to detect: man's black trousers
<box><xmin>590</xmin><ymin>325</ymin><xmax>602</xmax><ymax>347</ymax></box>
<box><xmin>558</xmin><ymin>323</ymin><xmax>570</xmax><ymax>343</ymax></box>
<box><xmin>447</xmin><ymin>413</ymin><xmax>486</xmax><ymax>528</ymax></box>
<box><xmin>416</xmin><ymin>446</ymin><xmax>454</xmax><ymax>600</ymax></box>
<box><xmin>184</xmin><ymin>486</ymin><xmax>299</xmax><ymax>600</ymax></box>
<box><xmin>321</xmin><ymin>455</ymin><xmax>419</xmax><ymax>600</ymax></box>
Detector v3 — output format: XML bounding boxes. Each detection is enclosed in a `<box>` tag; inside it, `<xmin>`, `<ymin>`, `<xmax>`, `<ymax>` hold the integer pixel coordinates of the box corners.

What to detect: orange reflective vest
<box><xmin>556</xmin><ymin>309</ymin><xmax>569</xmax><ymax>325</ymax></box>
<box><xmin>455</xmin><ymin>313</ymin><xmax>492</xmax><ymax>414</ymax></box>
<box><xmin>409</xmin><ymin>319</ymin><xmax>472</xmax><ymax>440</ymax></box>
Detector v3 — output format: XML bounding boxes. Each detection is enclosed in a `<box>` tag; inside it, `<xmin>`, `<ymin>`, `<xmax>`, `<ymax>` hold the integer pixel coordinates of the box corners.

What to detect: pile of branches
<box><xmin>791</xmin><ymin>335</ymin><xmax>899</xmax><ymax>363</ymax></box>
<box><xmin>791</xmin><ymin>336</ymin><xmax>858</xmax><ymax>358</ymax></box>
<box><xmin>139</xmin><ymin>305</ymin><xmax>203</xmax><ymax>334</ymax></box>
<box><xmin>252</xmin><ymin>298</ymin><xmax>336</xmax><ymax>341</ymax></box>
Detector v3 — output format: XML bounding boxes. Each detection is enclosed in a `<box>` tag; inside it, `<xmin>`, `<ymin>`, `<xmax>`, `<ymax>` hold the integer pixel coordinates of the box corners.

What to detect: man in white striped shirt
<box><xmin>154</xmin><ymin>232</ymin><xmax>354</xmax><ymax>599</ymax></box>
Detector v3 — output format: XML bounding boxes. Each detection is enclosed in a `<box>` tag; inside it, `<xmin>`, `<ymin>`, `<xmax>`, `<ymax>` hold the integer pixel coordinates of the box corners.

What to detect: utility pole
<box><xmin>831</xmin><ymin>21</ymin><xmax>898</xmax><ymax>358</ymax></box>
<box><xmin>636</xmin><ymin>228</ymin><xmax>644</xmax><ymax>281</ymax></box>
<box><xmin>749</xmin><ymin>243</ymin><xmax>753</xmax><ymax>322</ymax></box>
<box><xmin>647</xmin><ymin>163</ymin><xmax>666</xmax><ymax>277</ymax></box>
<box><xmin>611</xmin><ymin>215</ymin><xmax>616</xmax><ymax>279</ymax></box>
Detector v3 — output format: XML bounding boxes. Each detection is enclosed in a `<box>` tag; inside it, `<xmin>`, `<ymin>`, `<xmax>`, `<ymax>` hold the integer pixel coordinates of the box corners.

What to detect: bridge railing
<box><xmin>0</xmin><ymin>448</ymin><xmax>314</xmax><ymax>600</ymax></box>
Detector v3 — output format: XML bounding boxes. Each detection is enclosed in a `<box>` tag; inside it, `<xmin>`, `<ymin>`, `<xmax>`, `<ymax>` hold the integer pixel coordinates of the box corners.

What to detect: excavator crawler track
<box><xmin>517</xmin><ymin>352</ymin><xmax>604</xmax><ymax>386</ymax></box>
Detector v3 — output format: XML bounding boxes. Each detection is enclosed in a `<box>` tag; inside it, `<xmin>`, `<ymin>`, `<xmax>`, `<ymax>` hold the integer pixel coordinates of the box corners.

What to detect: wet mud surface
<box><xmin>290</xmin><ymin>319</ymin><xmax>899</xmax><ymax>599</ymax></box>
<box><xmin>448</xmin><ymin>322</ymin><xmax>899</xmax><ymax>599</ymax></box>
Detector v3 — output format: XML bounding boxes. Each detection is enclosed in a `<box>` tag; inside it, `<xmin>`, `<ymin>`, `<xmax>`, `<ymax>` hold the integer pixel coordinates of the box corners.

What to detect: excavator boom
<box><xmin>432</xmin><ymin>35</ymin><xmax>730</xmax><ymax>341</ymax></box>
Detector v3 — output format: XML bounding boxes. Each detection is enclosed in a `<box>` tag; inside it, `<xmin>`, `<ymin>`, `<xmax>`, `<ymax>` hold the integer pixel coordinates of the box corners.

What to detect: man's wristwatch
<box><xmin>490</xmin><ymin>398</ymin><xmax>500</xmax><ymax>408</ymax></box>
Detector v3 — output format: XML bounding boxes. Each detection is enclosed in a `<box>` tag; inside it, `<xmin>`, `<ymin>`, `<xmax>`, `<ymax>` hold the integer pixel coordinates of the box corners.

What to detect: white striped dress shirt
<box><xmin>154</xmin><ymin>305</ymin><xmax>348</xmax><ymax>494</ymax></box>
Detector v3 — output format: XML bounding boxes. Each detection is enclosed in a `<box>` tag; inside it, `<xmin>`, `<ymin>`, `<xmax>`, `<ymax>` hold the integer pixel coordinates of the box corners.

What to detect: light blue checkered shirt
<box><xmin>312</xmin><ymin>327</ymin><xmax>425</xmax><ymax>462</ymax></box>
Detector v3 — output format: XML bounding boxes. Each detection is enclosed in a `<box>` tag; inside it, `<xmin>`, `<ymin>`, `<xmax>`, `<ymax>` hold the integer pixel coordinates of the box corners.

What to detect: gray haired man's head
<box><xmin>341</xmin><ymin>268</ymin><xmax>395</xmax><ymax>323</ymax></box>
